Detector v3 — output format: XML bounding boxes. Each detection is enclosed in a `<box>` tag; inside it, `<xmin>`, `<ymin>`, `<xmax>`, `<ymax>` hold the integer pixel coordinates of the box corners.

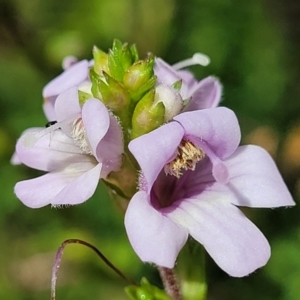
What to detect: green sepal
<box><xmin>93</xmin><ymin>45</ymin><xmax>109</xmax><ymax>76</ymax></box>
<box><xmin>131</xmin><ymin>90</ymin><xmax>165</xmax><ymax>139</ymax></box>
<box><xmin>90</xmin><ymin>68</ymin><xmax>102</xmax><ymax>99</ymax></box>
<box><xmin>108</xmin><ymin>39</ymin><xmax>135</xmax><ymax>82</ymax></box>
<box><xmin>123</xmin><ymin>55</ymin><xmax>157</xmax><ymax>102</ymax></box>
<box><xmin>130</xmin><ymin>44</ymin><xmax>139</xmax><ymax>63</ymax></box>
<box><xmin>125</xmin><ymin>278</ymin><xmax>171</xmax><ymax>300</ymax></box>
<box><xmin>78</xmin><ymin>90</ymin><xmax>93</xmax><ymax>105</ymax></box>
<box><xmin>172</xmin><ymin>79</ymin><xmax>182</xmax><ymax>91</ymax></box>
<box><xmin>99</xmin><ymin>72</ymin><xmax>131</xmax><ymax>126</ymax></box>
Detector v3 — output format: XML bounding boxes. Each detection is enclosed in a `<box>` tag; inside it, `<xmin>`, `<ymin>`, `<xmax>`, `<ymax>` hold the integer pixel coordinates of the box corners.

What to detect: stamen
<box><xmin>71</xmin><ymin>118</ymin><xmax>92</xmax><ymax>154</ymax></box>
<box><xmin>164</xmin><ymin>140</ymin><xmax>205</xmax><ymax>178</ymax></box>
<box><xmin>172</xmin><ymin>52</ymin><xmax>210</xmax><ymax>70</ymax></box>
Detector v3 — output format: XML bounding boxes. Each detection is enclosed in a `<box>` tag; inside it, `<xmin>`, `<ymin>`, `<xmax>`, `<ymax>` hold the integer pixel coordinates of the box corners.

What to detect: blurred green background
<box><xmin>0</xmin><ymin>0</ymin><xmax>300</xmax><ymax>299</ymax></box>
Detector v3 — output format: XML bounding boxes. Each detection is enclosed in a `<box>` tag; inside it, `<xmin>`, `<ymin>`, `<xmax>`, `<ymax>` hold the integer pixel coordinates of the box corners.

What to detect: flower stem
<box><xmin>157</xmin><ymin>266</ymin><xmax>182</xmax><ymax>300</ymax></box>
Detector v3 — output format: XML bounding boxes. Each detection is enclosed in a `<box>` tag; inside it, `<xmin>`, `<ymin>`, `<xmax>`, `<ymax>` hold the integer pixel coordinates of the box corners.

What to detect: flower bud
<box><xmin>153</xmin><ymin>84</ymin><xmax>183</xmax><ymax>121</ymax></box>
<box><xmin>131</xmin><ymin>90</ymin><xmax>165</xmax><ymax>139</ymax></box>
<box><xmin>108</xmin><ymin>39</ymin><xmax>137</xmax><ymax>82</ymax></box>
<box><xmin>123</xmin><ymin>55</ymin><xmax>157</xmax><ymax>102</ymax></box>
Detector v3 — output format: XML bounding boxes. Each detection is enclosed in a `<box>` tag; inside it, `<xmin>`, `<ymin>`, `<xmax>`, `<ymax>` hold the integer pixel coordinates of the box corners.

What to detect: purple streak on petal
<box><xmin>174</xmin><ymin>107</ymin><xmax>241</xmax><ymax>159</ymax></box>
<box><xmin>184</xmin><ymin>76</ymin><xmax>222</xmax><ymax>112</ymax></box>
<box><xmin>129</xmin><ymin>122</ymin><xmax>184</xmax><ymax>189</ymax></box>
<box><xmin>225</xmin><ymin>145</ymin><xmax>295</xmax><ymax>207</ymax></box>
<box><xmin>168</xmin><ymin>195</ymin><xmax>270</xmax><ymax>277</ymax></box>
<box><xmin>43</xmin><ymin>60</ymin><xmax>89</xmax><ymax>98</ymax></box>
<box><xmin>125</xmin><ymin>191</ymin><xmax>188</xmax><ymax>268</ymax></box>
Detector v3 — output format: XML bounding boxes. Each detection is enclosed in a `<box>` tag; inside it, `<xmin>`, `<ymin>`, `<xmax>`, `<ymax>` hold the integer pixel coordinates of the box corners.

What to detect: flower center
<box><xmin>71</xmin><ymin>118</ymin><xmax>92</xmax><ymax>155</ymax></box>
<box><xmin>164</xmin><ymin>139</ymin><xmax>205</xmax><ymax>178</ymax></box>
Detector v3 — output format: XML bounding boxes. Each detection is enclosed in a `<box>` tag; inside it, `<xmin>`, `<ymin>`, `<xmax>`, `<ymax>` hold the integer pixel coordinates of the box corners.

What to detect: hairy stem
<box><xmin>157</xmin><ymin>266</ymin><xmax>182</xmax><ymax>300</ymax></box>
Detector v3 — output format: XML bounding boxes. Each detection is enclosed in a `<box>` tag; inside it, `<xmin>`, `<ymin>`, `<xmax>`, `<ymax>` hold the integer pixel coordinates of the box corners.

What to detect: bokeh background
<box><xmin>0</xmin><ymin>0</ymin><xmax>300</xmax><ymax>299</ymax></box>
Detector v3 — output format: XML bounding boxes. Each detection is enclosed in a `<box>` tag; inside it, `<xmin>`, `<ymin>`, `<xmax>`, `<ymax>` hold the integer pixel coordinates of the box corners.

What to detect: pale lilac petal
<box><xmin>82</xmin><ymin>99</ymin><xmax>123</xmax><ymax>175</ymax></box>
<box><xmin>225</xmin><ymin>145</ymin><xmax>295</xmax><ymax>207</ymax></box>
<box><xmin>43</xmin><ymin>60</ymin><xmax>89</xmax><ymax>98</ymax></box>
<box><xmin>81</xmin><ymin>99</ymin><xmax>110</xmax><ymax>157</ymax></box>
<box><xmin>51</xmin><ymin>163</ymin><xmax>102</xmax><ymax>205</ymax></box>
<box><xmin>154</xmin><ymin>58</ymin><xmax>198</xmax><ymax>99</ymax></box>
<box><xmin>14</xmin><ymin>162</ymin><xmax>100</xmax><ymax>208</ymax></box>
<box><xmin>125</xmin><ymin>191</ymin><xmax>188</xmax><ymax>268</ymax></box>
<box><xmin>174</xmin><ymin>107</ymin><xmax>241</xmax><ymax>159</ymax></box>
<box><xmin>168</xmin><ymin>195</ymin><xmax>270</xmax><ymax>277</ymax></box>
<box><xmin>154</xmin><ymin>58</ymin><xmax>181</xmax><ymax>86</ymax></box>
<box><xmin>184</xmin><ymin>76</ymin><xmax>222</xmax><ymax>111</ymax></box>
<box><xmin>11</xmin><ymin>152</ymin><xmax>22</xmax><ymax>165</ymax></box>
<box><xmin>16</xmin><ymin>129</ymin><xmax>93</xmax><ymax>172</ymax></box>
<box><xmin>43</xmin><ymin>99</ymin><xmax>56</xmax><ymax>121</ymax></box>
<box><xmin>129</xmin><ymin>122</ymin><xmax>184</xmax><ymax>189</ymax></box>
<box><xmin>55</xmin><ymin>87</ymin><xmax>81</xmax><ymax>135</ymax></box>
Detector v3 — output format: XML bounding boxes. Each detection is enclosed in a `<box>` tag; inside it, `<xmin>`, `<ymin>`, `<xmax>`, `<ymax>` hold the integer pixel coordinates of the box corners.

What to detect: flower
<box><xmin>154</xmin><ymin>53</ymin><xmax>222</xmax><ymax>111</ymax></box>
<box><xmin>125</xmin><ymin>107</ymin><xmax>294</xmax><ymax>277</ymax></box>
<box><xmin>43</xmin><ymin>59</ymin><xmax>91</xmax><ymax>121</ymax></box>
<box><xmin>14</xmin><ymin>87</ymin><xmax>123</xmax><ymax>208</ymax></box>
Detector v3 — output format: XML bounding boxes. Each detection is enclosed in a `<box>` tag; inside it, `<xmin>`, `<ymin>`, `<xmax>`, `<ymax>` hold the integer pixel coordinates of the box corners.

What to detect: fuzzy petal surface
<box><xmin>184</xmin><ymin>76</ymin><xmax>222</xmax><ymax>111</ymax></box>
<box><xmin>224</xmin><ymin>145</ymin><xmax>295</xmax><ymax>207</ymax></box>
<box><xmin>174</xmin><ymin>107</ymin><xmax>241</xmax><ymax>159</ymax></box>
<box><xmin>125</xmin><ymin>191</ymin><xmax>188</xmax><ymax>268</ymax></box>
<box><xmin>43</xmin><ymin>60</ymin><xmax>89</xmax><ymax>98</ymax></box>
<box><xmin>167</xmin><ymin>194</ymin><xmax>270</xmax><ymax>277</ymax></box>
<box><xmin>129</xmin><ymin>122</ymin><xmax>184</xmax><ymax>189</ymax></box>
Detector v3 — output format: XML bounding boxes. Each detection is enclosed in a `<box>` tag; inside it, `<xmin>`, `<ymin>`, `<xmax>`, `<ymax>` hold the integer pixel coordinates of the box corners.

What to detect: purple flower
<box><xmin>14</xmin><ymin>87</ymin><xmax>123</xmax><ymax>208</ymax></box>
<box><xmin>43</xmin><ymin>59</ymin><xmax>91</xmax><ymax>121</ymax></box>
<box><xmin>125</xmin><ymin>107</ymin><xmax>294</xmax><ymax>277</ymax></box>
<box><xmin>154</xmin><ymin>54</ymin><xmax>222</xmax><ymax>111</ymax></box>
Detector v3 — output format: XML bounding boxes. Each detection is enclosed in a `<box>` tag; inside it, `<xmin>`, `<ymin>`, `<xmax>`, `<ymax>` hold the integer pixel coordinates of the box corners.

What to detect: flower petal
<box><xmin>82</xmin><ymin>99</ymin><xmax>123</xmax><ymax>175</ymax></box>
<box><xmin>168</xmin><ymin>194</ymin><xmax>270</xmax><ymax>277</ymax></box>
<box><xmin>15</xmin><ymin>163</ymin><xmax>101</xmax><ymax>208</ymax></box>
<box><xmin>154</xmin><ymin>58</ymin><xmax>182</xmax><ymax>86</ymax></box>
<box><xmin>174</xmin><ymin>107</ymin><xmax>241</xmax><ymax>159</ymax></box>
<box><xmin>43</xmin><ymin>98</ymin><xmax>56</xmax><ymax>121</ymax></box>
<box><xmin>225</xmin><ymin>145</ymin><xmax>295</xmax><ymax>207</ymax></box>
<box><xmin>125</xmin><ymin>191</ymin><xmax>188</xmax><ymax>268</ymax></box>
<box><xmin>43</xmin><ymin>60</ymin><xmax>89</xmax><ymax>98</ymax></box>
<box><xmin>16</xmin><ymin>129</ymin><xmax>93</xmax><ymax>172</ymax></box>
<box><xmin>55</xmin><ymin>87</ymin><xmax>81</xmax><ymax>135</ymax></box>
<box><xmin>184</xmin><ymin>76</ymin><xmax>222</xmax><ymax>111</ymax></box>
<box><xmin>82</xmin><ymin>99</ymin><xmax>110</xmax><ymax>156</ymax></box>
<box><xmin>129</xmin><ymin>122</ymin><xmax>184</xmax><ymax>189</ymax></box>
<box><xmin>51</xmin><ymin>163</ymin><xmax>102</xmax><ymax>205</ymax></box>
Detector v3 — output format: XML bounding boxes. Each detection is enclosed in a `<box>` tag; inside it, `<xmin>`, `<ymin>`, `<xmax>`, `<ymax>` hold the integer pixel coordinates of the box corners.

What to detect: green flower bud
<box><xmin>123</xmin><ymin>55</ymin><xmax>157</xmax><ymax>102</ymax></box>
<box><xmin>108</xmin><ymin>39</ymin><xmax>137</xmax><ymax>82</ymax></box>
<box><xmin>131</xmin><ymin>90</ymin><xmax>165</xmax><ymax>139</ymax></box>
